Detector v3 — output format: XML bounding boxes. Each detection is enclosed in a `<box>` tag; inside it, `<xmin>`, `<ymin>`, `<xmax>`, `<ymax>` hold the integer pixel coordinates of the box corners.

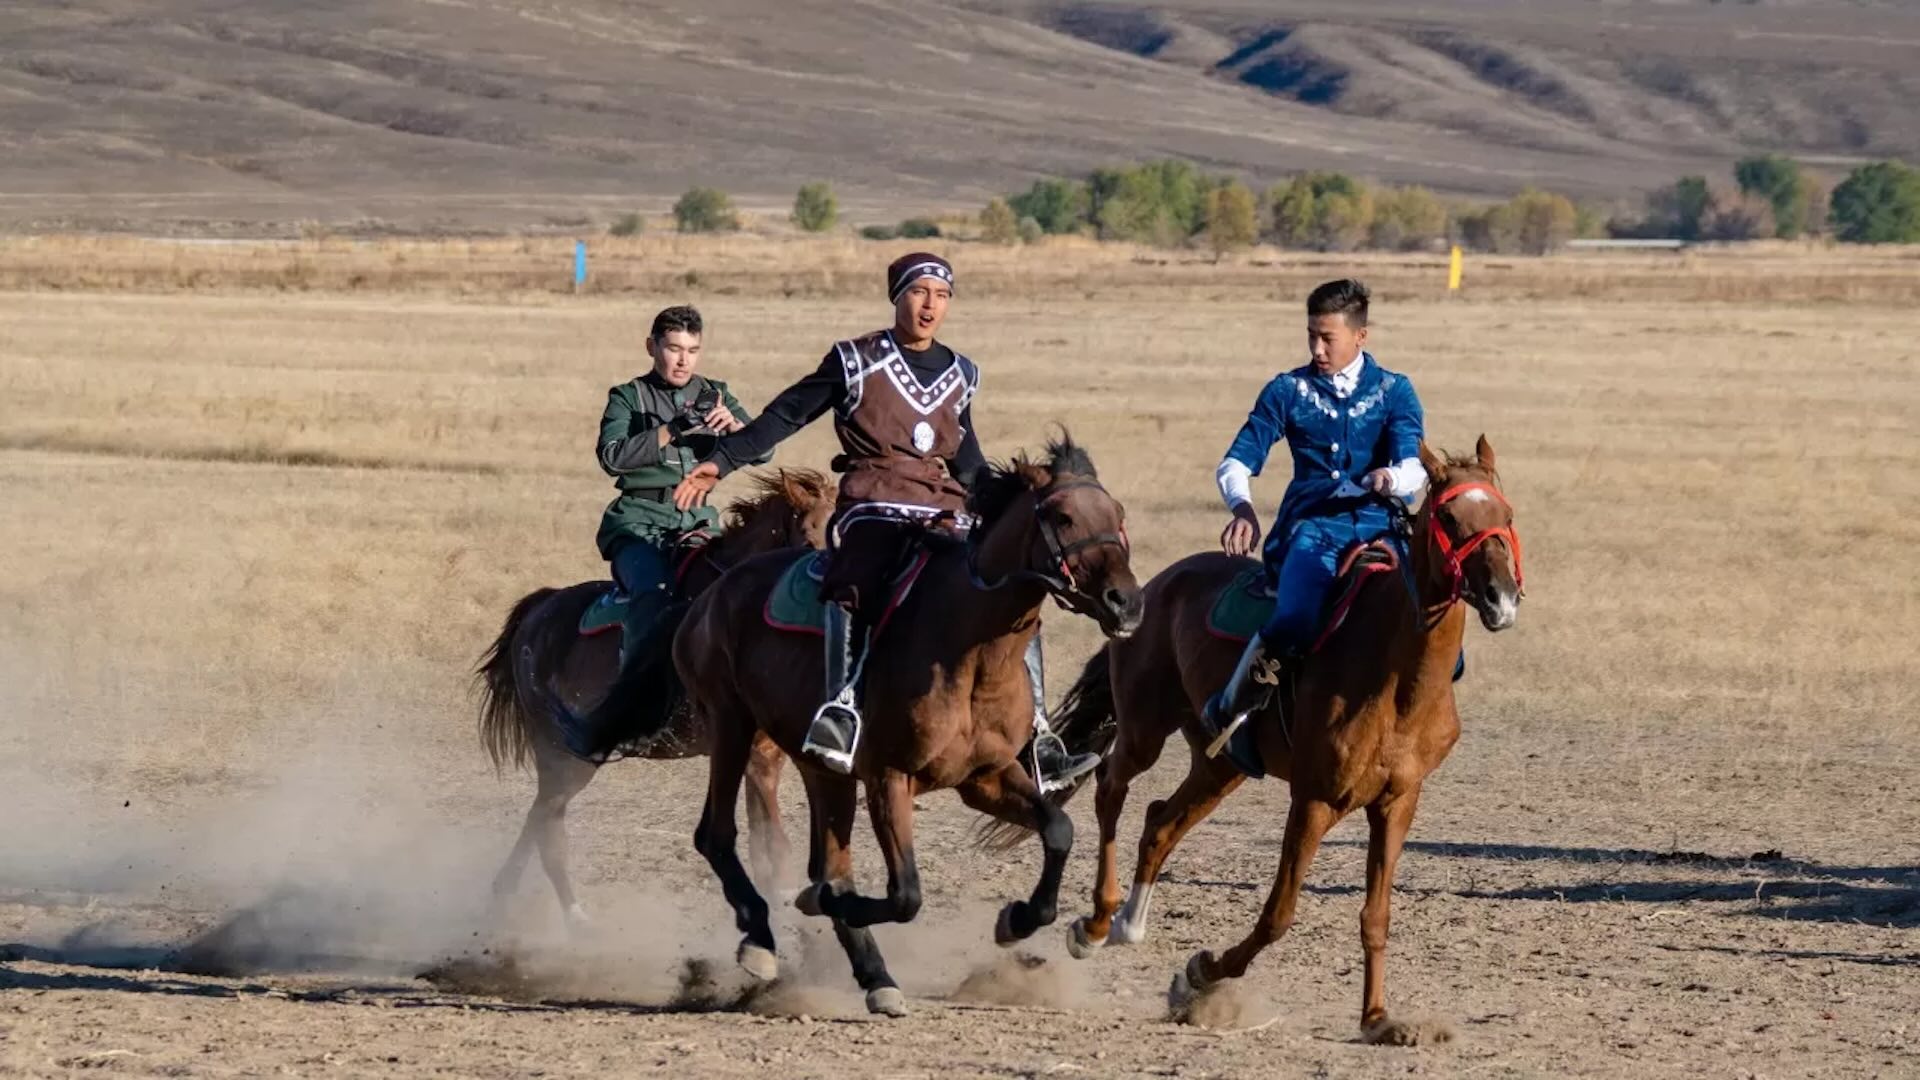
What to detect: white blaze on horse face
<box><xmin>1458</xmin><ymin>488</ymin><xmax>1491</xmax><ymax>504</ymax></box>
<box><xmin>1111</xmin><ymin>881</ymin><xmax>1154</xmax><ymax>944</ymax></box>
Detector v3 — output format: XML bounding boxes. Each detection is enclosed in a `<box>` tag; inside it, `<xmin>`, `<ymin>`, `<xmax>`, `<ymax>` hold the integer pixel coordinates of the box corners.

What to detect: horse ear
<box><xmin>1418</xmin><ymin>439</ymin><xmax>1449</xmax><ymax>482</ymax></box>
<box><xmin>778</xmin><ymin>469</ymin><xmax>802</xmax><ymax>506</ymax></box>
<box><xmin>1475</xmin><ymin>434</ymin><xmax>1496</xmax><ymax>472</ymax></box>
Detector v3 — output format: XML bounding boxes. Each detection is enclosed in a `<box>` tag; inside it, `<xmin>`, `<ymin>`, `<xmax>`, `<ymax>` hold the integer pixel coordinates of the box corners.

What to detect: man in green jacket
<box><xmin>596</xmin><ymin>305</ymin><xmax>751</xmax><ymax>640</ymax></box>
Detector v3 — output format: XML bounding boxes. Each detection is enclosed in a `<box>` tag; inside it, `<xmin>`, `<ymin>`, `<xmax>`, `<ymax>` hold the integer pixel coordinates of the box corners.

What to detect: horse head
<box><xmin>726</xmin><ymin>467</ymin><xmax>835</xmax><ymax>553</ymax></box>
<box><xmin>1418</xmin><ymin>435</ymin><xmax>1523</xmax><ymax>632</ymax></box>
<box><xmin>968</xmin><ymin>431</ymin><xmax>1145</xmax><ymax>638</ymax></box>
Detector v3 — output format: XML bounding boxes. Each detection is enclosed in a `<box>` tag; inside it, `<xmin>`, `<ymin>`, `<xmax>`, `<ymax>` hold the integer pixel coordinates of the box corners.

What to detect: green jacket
<box><xmin>594</xmin><ymin>372</ymin><xmax>759</xmax><ymax>558</ymax></box>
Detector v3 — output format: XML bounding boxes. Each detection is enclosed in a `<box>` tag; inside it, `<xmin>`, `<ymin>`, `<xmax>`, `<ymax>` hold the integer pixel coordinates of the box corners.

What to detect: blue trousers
<box><xmin>1259</xmin><ymin>508</ymin><xmax>1397</xmax><ymax>655</ymax></box>
<box><xmin>611</xmin><ymin>540</ymin><xmax>675</xmax><ymax>611</ymax></box>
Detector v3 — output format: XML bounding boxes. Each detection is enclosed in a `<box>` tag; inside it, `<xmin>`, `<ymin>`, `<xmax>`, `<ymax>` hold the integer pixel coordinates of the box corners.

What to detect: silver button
<box><xmin>1331</xmin><ymin>470</ymin><xmax>1341</xmax><ymax>479</ymax></box>
<box><xmin>1331</xmin><ymin>442</ymin><xmax>1340</xmax><ymax>452</ymax></box>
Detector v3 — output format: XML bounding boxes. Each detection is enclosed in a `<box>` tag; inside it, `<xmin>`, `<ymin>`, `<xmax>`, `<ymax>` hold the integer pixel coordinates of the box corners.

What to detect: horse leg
<box><xmin>691</xmin><ymin>713</ymin><xmax>777</xmax><ymax>982</ymax></box>
<box><xmin>1359</xmin><ymin>785</ymin><xmax>1427</xmax><ymax>1045</ymax></box>
<box><xmin>1070</xmin><ymin>716</ymin><xmax>1167</xmax><ymax>956</ymax></box>
<box><xmin>1171</xmin><ymin>796</ymin><xmax>1338</xmax><ymax>1012</ymax></box>
<box><xmin>796</xmin><ymin>772</ymin><xmax>906</xmax><ymax>1018</ymax></box>
<box><xmin>1115</xmin><ymin>746</ymin><xmax>1243</xmax><ymax>946</ymax></box>
<box><xmin>492</xmin><ymin>740</ymin><xmax>596</xmax><ymax>932</ymax></box>
<box><xmin>744</xmin><ymin>732</ymin><xmax>791</xmax><ymax>891</ymax></box>
<box><xmin>816</xmin><ymin>768</ymin><xmax>921</xmax><ymax>931</ymax></box>
<box><xmin>956</xmin><ymin>764</ymin><xmax>1071</xmax><ymax>945</ymax></box>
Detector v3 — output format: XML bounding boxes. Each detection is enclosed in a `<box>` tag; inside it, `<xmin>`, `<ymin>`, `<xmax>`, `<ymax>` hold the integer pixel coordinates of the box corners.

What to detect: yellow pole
<box><xmin>1447</xmin><ymin>245</ymin><xmax>1463</xmax><ymax>292</ymax></box>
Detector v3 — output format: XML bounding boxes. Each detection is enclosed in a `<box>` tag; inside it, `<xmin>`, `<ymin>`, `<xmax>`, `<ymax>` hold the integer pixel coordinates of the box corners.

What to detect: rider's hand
<box><xmin>1363</xmin><ymin>468</ymin><xmax>1395</xmax><ymax>495</ymax></box>
<box><xmin>1220</xmin><ymin>504</ymin><xmax>1261</xmax><ymax>558</ymax></box>
<box><xmin>703</xmin><ymin>403</ymin><xmax>742</xmax><ymax>434</ymax></box>
<box><xmin>674</xmin><ymin>462</ymin><xmax>721</xmax><ymax>511</ymax></box>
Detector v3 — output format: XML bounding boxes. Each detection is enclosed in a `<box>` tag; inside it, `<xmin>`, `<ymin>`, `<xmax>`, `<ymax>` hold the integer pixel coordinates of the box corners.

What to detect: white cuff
<box><xmin>1386</xmin><ymin>457</ymin><xmax>1426</xmax><ymax>501</ymax></box>
<box><xmin>1216</xmin><ymin>459</ymin><xmax>1254</xmax><ymax>513</ymax></box>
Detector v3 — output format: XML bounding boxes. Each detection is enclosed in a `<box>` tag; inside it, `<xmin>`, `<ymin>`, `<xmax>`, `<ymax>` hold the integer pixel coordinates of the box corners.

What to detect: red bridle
<box><xmin>1427</xmin><ymin>480</ymin><xmax>1524</xmax><ymax>606</ymax></box>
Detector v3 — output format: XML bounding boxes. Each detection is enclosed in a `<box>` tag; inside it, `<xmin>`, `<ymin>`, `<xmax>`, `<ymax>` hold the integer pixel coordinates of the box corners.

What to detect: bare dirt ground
<box><xmin>2</xmin><ymin>254</ymin><xmax>1917</xmax><ymax>1076</ymax></box>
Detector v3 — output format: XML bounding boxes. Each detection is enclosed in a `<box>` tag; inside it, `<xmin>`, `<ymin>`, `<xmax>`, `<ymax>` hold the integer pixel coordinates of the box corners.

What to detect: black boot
<box><xmin>1025</xmin><ymin>632</ymin><xmax>1099</xmax><ymax>793</ymax></box>
<box><xmin>1199</xmin><ymin>636</ymin><xmax>1289</xmax><ymax>779</ymax></box>
<box><xmin>802</xmin><ymin>603</ymin><xmax>867</xmax><ymax>774</ymax></box>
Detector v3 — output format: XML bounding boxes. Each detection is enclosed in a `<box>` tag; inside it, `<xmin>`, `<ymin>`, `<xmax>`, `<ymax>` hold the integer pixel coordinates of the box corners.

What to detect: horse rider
<box><xmin>593</xmin><ymin>305</ymin><xmax>754</xmax><ymax>686</ymax></box>
<box><xmin>1199</xmin><ymin>279</ymin><xmax>1428</xmax><ymax>776</ymax></box>
<box><xmin>671</xmin><ymin>253</ymin><xmax>1100</xmax><ymax>792</ymax></box>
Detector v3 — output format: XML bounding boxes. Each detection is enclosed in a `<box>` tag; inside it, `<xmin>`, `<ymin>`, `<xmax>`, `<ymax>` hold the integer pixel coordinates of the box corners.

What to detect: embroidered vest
<box><xmin>830</xmin><ymin>330</ymin><xmax>979</xmax><ymax>512</ymax></box>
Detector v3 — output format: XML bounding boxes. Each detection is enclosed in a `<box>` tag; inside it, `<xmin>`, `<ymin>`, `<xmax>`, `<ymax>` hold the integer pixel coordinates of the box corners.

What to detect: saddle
<box><xmin>577</xmin><ymin>535</ymin><xmax>714</xmax><ymax>655</ymax></box>
<box><xmin>1205</xmin><ymin>541</ymin><xmax>1404</xmax><ymax>652</ymax></box>
<box><xmin>765</xmin><ymin>549</ymin><xmax>930</xmax><ymax>637</ymax></box>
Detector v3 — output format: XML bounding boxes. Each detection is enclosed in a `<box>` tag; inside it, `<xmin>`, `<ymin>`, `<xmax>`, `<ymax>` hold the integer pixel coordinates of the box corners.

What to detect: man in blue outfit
<box><xmin>1199</xmin><ymin>279</ymin><xmax>1427</xmax><ymax>776</ymax></box>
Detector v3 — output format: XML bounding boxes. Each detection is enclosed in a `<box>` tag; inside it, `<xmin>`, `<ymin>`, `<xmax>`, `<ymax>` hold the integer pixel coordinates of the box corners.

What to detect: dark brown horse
<box><xmin>669</xmin><ymin>437</ymin><xmax>1143</xmax><ymax>1016</ymax></box>
<box><xmin>474</xmin><ymin>469</ymin><xmax>835</xmax><ymax>929</ymax></box>
<box><xmin>1032</xmin><ymin>438</ymin><xmax>1522</xmax><ymax>1043</ymax></box>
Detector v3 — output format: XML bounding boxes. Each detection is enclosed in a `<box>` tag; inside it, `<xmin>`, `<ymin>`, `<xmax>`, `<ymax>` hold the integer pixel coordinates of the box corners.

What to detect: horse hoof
<box><xmin>866</xmin><ymin>986</ymin><xmax>908</xmax><ymax>1018</ymax></box>
<box><xmin>563</xmin><ymin>903</ymin><xmax>592</xmax><ymax>934</ymax></box>
<box><xmin>737</xmin><ymin>942</ymin><xmax>778</xmax><ymax>983</ymax></box>
<box><xmin>993</xmin><ymin>903</ymin><xmax>1022</xmax><ymax>947</ymax></box>
<box><xmin>1066</xmin><ymin>917</ymin><xmax>1104</xmax><ymax>960</ymax></box>
<box><xmin>1363</xmin><ymin>1015</ymin><xmax>1454</xmax><ymax>1047</ymax></box>
<box><xmin>1167</xmin><ymin>949</ymin><xmax>1214</xmax><ymax>1014</ymax></box>
<box><xmin>794</xmin><ymin>884</ymin><xmax>825</xmax><ymax>918</ymax></box>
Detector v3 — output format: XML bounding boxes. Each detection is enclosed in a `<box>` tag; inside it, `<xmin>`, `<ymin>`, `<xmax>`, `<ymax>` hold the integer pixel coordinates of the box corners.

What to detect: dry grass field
<box><xmin>1</xmin><ymin>238</ymin><xmax>1917</xmax><ymax>1077</ymax></box>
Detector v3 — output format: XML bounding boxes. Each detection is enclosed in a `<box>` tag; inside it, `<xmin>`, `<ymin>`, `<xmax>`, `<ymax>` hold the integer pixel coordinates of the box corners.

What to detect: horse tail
<box><xmin>973</xmin><ymin>646</ymin><xmax>1117</xmax><ymax>851</ymax></box>
<box><xmin>475</xmin><ymin>586</ymin><xmax>559</xmax><ymax>773</ymax></box>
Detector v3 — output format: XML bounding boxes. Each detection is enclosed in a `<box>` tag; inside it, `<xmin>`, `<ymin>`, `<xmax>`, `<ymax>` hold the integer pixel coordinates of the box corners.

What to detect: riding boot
<box><xmin>1024</xmin><ymin>632</ymin><xmax>1100</xmax><ymax>793</ymax></box>
<box><xmin>803</xmin><ymin>602</ymin><xmax>867</xmax><ymax>774</ymax></box>
<box><xmin>1199</xmin><ymin>635</ymin><xmax>1291</xmax><ymax>779</ymax></box>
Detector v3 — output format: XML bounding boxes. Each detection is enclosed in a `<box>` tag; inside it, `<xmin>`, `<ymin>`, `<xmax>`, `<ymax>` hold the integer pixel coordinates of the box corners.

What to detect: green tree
<box><xmin>1733</xmin><ymin>155</ymin><xmax>1808</xmax><ymax>239</ymax></box>
<box><xmin>1511</xmin><ymin>188</ymin><xmax>1577</xmax><ymax>254</ymax></box>
<box><xmin>790</xmin><ymin>182</ymin><xmax>838</xmax><ymax>233</ymax></box>
<box><xmin>673</xmin><ymin>187</ymin><xmax>739</xmax><ymax>233</ymax></box>
<box><xmin>1313</xmin><ymin>185</ymin><xmax>1375</xmax><ymax>252</ymax></box>
<box><xmin>979</xmin><ymin>198</ymin><xmax>1019</xmax><ymax>245</ymax></box>
<box><xmin>1828</xmin><ymin>160</ymin><xmax>1920</xmax><ymax>244</ymax></box>
<box><xmin>1369</xmin><ymin>186</ymin><xmax>1449</xmax><ymax>251</ymax></box>
<box><xmin>1008</xmin><ymin>178</ymin><xmax>1090</xmax><ymax>235</ymax></box>
<box><xmin>1266</xmin><ymin>177</ymin><xmax>1318</xmax><ymax>248</ymax></box>
<box><xmin>608</xmin><ymin>212</ymin><xmax>644</xmax><ymax>237</ymax></box>
<box><xmin>1205</xmin><ymin>181</ymin><xmax>1259</xmax><ymax>256</ymax></box>
<box><xmin>1093</xmin><ymin>159</ymin><xmax>1210</xmax><ymax>245</ymax></box>
<box><xmin>1703</xmin><ymin>190</ymin><xmax>1776</xmax><ymax>242</ymax></box>
<box><xmin>1016</xmin><ymin>216</ymin><xmax>1044</xmax><ymax>244</ymax></box>
<box><xmin>1646</xmin><ymin>176</ymin><xmax>1712</xmax><ymax>241</ymax></box>
<box><xmin>896</xmin><ymin>218</ymin><xmax>942</xmax><ymax>239</ymax></box>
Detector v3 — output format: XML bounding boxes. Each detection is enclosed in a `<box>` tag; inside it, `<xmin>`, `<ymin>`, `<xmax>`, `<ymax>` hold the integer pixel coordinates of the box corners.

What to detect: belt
<box><xmin>620</xmin><ymin>487</ymin><xmax>672</xmax><ymax>503</ymax></box>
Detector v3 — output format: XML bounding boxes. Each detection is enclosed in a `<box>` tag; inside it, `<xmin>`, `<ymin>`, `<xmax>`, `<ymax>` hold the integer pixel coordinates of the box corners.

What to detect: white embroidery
<box><xmin>911</xmin><ymin>421</ymin><xmax>935</xmax><ymax>452</ymax></box>
<box><xmin>1294</xmin><ymin>377</ymin><xmax>1339</xmax><ymax>420</ymax></box>
<box><xmin>838</xmin><ymin>332</ymin><xmax>971</xmax><ymax>418</ymax></box>
<box><xmin>1348</xmin><ymin>382</ymin><xmax>1388</xmax><ymax>419</ymax></box>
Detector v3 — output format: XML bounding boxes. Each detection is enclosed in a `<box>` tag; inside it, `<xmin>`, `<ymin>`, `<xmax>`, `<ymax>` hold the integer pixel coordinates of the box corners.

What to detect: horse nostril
<box><xmin>1103</xmin><ymin>587</ymin><xmax>1127</xmax><ymax>611</ymax></box>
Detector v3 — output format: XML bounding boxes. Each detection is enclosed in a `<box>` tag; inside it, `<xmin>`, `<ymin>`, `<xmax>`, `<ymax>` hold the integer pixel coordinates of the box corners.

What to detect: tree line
<box><xmin>619</xmin><ymin>156</ymin><xmax>1920</xmax><ymax>251</ymax></box>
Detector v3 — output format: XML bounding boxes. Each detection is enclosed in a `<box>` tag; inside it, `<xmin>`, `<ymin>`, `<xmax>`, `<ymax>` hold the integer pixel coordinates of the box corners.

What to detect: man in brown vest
<box><xmin>673</xmin><ymin>253</ymin><xmax>1098</xmax><ymax>791</ymax></box>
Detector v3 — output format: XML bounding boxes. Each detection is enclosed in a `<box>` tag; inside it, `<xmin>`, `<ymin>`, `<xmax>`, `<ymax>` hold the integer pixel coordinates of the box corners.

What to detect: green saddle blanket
<box><xmin>766</xmin><ymin>553</ymin><xmax>830</xmax><ymax>634</ymax></box>
<box><xmin>579</xmin><ymin>589</ymin><xmax>628</xmax><ymax>636</ymax></box>
<box><xmin>764</xmin><ymin>550</ymin><xmax>930</xmax><ymax>636</ymax></box>
<box><xmin>1206</xmin><ymin>565</ymin><xmax>1272</xmax><ymax>642</ymax></box>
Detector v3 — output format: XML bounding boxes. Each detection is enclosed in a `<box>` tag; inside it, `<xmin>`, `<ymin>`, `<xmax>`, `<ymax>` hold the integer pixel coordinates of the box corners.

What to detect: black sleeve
<box><xmin>712</xmin><ymin>351</ymin><xmax>843</xmax><ymax>476</ymax></box>
<box><xmin>951</xmin><ymin>403</ymin><xmax>987</xmax><ymax>490</ymax></box>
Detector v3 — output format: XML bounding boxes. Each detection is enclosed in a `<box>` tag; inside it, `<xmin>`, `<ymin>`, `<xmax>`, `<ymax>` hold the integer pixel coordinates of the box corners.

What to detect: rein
<box><xmin>967</xmin><ymin>480</ymin><xmax>1128</xmax><ymax>608</ymax></box>
<box><xmin>1425</xmin><ymin>480</ymin><xmax>1525</xmax><ymax>611</ymax></box>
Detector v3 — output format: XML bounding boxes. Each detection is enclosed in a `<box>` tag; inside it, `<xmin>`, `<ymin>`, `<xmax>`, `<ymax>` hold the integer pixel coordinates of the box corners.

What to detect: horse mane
<box><xmin>967</xmin><ymin>429</ymin><xmax>1098</xmax><ymax>526</ymax></box>
<box><xmin>722</xmin><ymin>467</ymin><xmax>830</xmax><ymax>530</ymax></box>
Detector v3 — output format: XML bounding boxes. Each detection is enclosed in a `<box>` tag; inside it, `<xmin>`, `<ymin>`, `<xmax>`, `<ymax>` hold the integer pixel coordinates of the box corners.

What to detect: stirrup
<box><xmin>803</xmin><ymin>694</ymin><xmax>861</xmax><ymax>774</ymax></box>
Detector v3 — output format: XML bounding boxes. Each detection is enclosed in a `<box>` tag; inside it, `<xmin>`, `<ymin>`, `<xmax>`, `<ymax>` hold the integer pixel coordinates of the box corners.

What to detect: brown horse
<box><xmin>669</xmin><ymin>436</ymin><xmax>1144</xmax><ymax>1016</ymax></box>
<box><xmin>1033</xmin><ymin>437</ymin><xmax>1522</xmax><ymax>1043</ymax></box>
<box><xmin>474</xmin><ymin>469</ymin><xmax>835</xmax><ymax>929</ymax></box>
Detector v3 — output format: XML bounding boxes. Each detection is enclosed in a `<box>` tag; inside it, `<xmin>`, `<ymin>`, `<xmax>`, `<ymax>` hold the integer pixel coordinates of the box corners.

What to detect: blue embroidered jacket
<box><xmin>1223</xmin><ymin>353</ymin><xmax>1425</xmax><ymax>560</ymax></box>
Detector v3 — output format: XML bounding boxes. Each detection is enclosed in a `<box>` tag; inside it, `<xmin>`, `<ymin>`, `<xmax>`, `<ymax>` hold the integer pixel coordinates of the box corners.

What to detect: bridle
<box><xmin>1425</xmin><ymin>480</ymin><xmax>1525</xmax><ymax>609</ymax></box>
<box><xmin>968</xmin><ymin>480</ymin><xmax>1129</xmax><ymax>613</ymax></box>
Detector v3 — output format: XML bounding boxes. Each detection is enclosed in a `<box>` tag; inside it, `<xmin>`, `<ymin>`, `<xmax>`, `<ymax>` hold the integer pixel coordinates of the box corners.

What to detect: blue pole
<box><xmin>573</xmin><ymin>240</ymin><xmax>587</xmax><ymax>292</ymax></box>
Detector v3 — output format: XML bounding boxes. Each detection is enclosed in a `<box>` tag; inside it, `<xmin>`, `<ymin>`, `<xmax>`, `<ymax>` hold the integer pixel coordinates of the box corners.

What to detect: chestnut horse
<box><xmin>474</xmin><ymin>469</ymin><xmax>834</xmax><ymax>928</ymax></box>
<box><xmin>1030</xmin><ymin>438</ymin><xmax>1522</xmax><ymax>1043</ymax></box>
<box><xmin>669</xmin><ymin>437</ymin><xmax>1144</xmax><ymax>1016</ymax></box>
